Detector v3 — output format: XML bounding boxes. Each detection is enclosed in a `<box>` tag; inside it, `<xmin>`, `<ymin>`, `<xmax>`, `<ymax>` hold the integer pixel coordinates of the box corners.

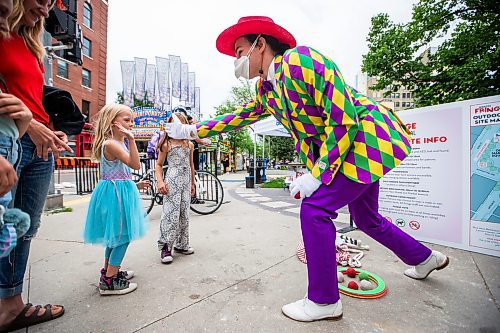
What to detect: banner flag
<box><xmin>120</xmin><ymin>60</ymin><xmax>135</xmax><ymax>107</ymax></box>
<box><xmin>169</xmin><ymin>55</ymin><xmax>181</xmax><ymax>99</ymax></box>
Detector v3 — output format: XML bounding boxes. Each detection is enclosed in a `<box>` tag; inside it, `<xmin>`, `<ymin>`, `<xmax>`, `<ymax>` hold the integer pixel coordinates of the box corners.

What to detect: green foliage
<box><xmin>115</xmin><ymin>91</ymin><xmax>155</xmax><ymax>107</ymax></box>
<box><xmin>214</xmin><ymin>80</ymin><xmax>297</xmax><ymax>162</ymax></box>
<box><xmin>45</xmin><ymin>207</ymin><xmax>73</xmax><ymax>215</ymax></box>
<box><xmin>215</xmin><ymin>80</ymin><xmax>255</xmax><ymax>156</ymax></box>
<box><xmin>270</xmin><ymin>136</ymin><xmax>296</xmax><ymax>162</ymax></box>
<box><xmin>115</xmin><ymin>91</ymin><xmax>124</xmax><ymax>104</ymax></box>
<box><xmin>362</xmin><ymin>0</ymin><xmax>499</xmax><ymax>106</ymax></box>
<box><xmin>261</xmin><ymin>177</ymin><xmax>286</xmax><ymax>188</ymax></box>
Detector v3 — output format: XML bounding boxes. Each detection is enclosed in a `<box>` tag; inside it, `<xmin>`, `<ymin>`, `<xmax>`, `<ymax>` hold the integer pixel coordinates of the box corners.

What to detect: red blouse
<box><xmin>0</xmin><ymin>34</ymin><xmax>49</xmax><ymax>126</ymax></box>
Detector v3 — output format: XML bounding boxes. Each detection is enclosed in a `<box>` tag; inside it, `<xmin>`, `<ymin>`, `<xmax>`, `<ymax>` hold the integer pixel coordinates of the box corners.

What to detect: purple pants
<box><xmin>300</xmin><ymin>173</ymin><xmax>432</xmax><ymax>304</ymax></box>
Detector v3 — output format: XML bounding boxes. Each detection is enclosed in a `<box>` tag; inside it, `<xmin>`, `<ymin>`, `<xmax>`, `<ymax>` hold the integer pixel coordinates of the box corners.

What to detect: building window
<box><xmin>83</xmin><ymin>37</ymin><xmax>92</xmax><ymax>57</ymax></box>
<box><xmin>402</xmin><ymin>93</ymin><xmax>406</xmax><ymax>99</ymax></box>
<box><xmin>82</xmin><ymin>68</ymin><xmax>91</xmax><ymax>88</ymax></box>
<box><xmin>83</xmin><ymin>2</ymin><xmax>92</xmax><ymax>28</ymax></box>
<box><xmin>395</xmin><ymin>102</ymin><xmax>400</xmax><ymax>107</ymax></box>
<box><xmin>82</xmin><ymin>100</ymin><xmax>90</xmax><ymax>119</ymax></box>
<box><xmin>57</xmin><ymin>59</ymin><xmax>69</xmax><ymax>79</ymax></box>
<box><xmin>407</xmin><ymin>92</ymin><xmax>412</xmax><ymax>99</ymax></box>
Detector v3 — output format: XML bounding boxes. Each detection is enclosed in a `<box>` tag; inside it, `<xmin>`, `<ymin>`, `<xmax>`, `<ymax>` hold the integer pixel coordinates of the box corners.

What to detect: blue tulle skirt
<box><xmin>83</xmin><ymin>179</ymin><xmax>147</xmax><ymax>248</ymax></box>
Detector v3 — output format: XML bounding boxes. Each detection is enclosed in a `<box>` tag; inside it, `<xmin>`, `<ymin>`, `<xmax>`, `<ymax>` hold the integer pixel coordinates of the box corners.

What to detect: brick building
<box><xmin>52</xmin><ymin>0</ymin><xmax>108</xmax><ymax>122</ymax></box>
<box><xmin>355</xmin><ymin>72</ymin><xmax>415</xmax><ymax>112</ymax></box>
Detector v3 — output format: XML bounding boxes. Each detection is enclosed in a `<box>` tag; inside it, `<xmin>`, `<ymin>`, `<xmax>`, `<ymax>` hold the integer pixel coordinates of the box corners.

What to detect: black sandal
<box><xmin>0</xmin><ymin>303</ymin><xmax>65</xmax><ymax>332</ymax></box>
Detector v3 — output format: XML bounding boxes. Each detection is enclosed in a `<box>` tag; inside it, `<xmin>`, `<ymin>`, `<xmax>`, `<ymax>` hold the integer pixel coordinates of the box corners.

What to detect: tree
<box><xmin>270</xmin><ymin>136</ymin><xmax>296</xmax><ymax>162</ymax></box>
<box><xmin>362</xmin><ymin>0</ymin><xmax>499</xmax><ymax>107</ymax></box>
<box><xmin>115</xmin><ymin>91</ymin><xmax>155</xmax><ymax>107</ymax></box>
<box><xmin>214</xmin><ymin>80</ymin><xmax>255</xmax><ymax>164</ymax></box>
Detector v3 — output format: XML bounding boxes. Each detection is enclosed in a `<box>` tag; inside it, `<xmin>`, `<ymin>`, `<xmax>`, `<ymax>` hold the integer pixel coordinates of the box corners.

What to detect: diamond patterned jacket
<box><xmin>197</xmin><ymin>46</ymin><xmax>412</xmax><ymax>185</ymax></box>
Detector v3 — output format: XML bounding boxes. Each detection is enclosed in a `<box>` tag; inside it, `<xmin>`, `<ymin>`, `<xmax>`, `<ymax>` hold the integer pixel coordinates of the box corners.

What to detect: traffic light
<box><xmin>45</xmin><ymin>0</ymin><xmax>82</xmax><ymax>65</ymax></box>
<box><xmin>62</xmin><ymin>24</ymin><xmax>82</xmax><ymax>66</ymax></box>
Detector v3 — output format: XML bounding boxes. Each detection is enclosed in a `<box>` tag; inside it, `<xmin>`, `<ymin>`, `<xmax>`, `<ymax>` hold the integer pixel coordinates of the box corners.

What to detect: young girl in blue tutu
<box><xmin>84</xmin><ymin>104</ymin><xmax>148</xmax><ymax>296</ymax></box>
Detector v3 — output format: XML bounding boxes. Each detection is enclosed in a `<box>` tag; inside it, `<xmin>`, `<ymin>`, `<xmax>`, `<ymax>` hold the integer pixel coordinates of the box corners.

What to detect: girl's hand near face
<box><xmin>113</xmin><ymin>122</ymin><xmax>134</xmax><ymax>139</ymax></box>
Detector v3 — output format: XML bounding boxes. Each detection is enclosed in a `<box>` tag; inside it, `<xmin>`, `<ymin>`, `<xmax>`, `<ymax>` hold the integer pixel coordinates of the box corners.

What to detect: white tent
<box><xmin>247</xmin><ymin>117</ymin><xmax>291</xmax><ymax>184</ymax></box>
<box><xmin>253</xmin><ymin>117</ymin><xmax>290</xmax><ymax>137</ymax></box>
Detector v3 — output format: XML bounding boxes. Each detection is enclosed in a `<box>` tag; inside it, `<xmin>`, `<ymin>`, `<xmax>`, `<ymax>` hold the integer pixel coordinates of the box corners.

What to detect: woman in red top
<box><xmin>0</xmin><ymin>0</ymin><xmax>72</xmax><ymax>331</ymax></box>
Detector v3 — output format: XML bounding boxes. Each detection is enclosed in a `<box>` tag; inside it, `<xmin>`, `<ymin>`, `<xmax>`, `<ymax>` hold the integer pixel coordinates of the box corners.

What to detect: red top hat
<box><xmin>216</xmin><ymin>16</ymin><xmax>297</xmax><ymax>57</ymax></box>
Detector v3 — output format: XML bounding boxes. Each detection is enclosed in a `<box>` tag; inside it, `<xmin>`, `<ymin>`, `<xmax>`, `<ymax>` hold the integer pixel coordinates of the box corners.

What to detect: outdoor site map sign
<box><xmin>469</xmin><ymin>100</ymin><xmax>500</xmax><ymax>252</ymax></box>
<box><xmin>378</xmin><ymin>95</ymin><xmax>500</xmax><ymax>257</ymax></box>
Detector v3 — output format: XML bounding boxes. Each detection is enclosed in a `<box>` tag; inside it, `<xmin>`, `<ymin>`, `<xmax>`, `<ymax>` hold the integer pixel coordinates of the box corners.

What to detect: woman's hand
<box><xmin>0</xmin><ymin>155</ymin><xmax>17</xmax><ymax>197</ymax></box>
<box><xmin>157</xmin><ymin>181</ymin><xmax>169</xmax><ymax>195</ymax></box>
<box><xmin>191</xmin><ymin>183</ymin><xmax>196</xmax><ymax>197</ymax></box>
<box><xmin>27</xmin><ymin>120</ymin><xmax>73</xmax><ymax>161</ymax></box>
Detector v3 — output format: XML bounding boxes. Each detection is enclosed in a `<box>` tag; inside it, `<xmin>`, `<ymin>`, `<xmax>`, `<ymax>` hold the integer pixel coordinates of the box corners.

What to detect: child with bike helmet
<box><xmin>155</xmin><ymin>110</ymin><xmax>196</xmax><ymax>264</ymax></box>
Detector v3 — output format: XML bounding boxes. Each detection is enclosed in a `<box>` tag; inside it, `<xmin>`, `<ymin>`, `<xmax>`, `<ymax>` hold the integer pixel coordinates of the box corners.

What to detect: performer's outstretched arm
<box><xmin>281</xmin><ymin>47</ymin><xmax>359</xmax><ymax>185</ymax></box>
<box><xmin>196</xmin><ymin>99</ymin><xmax>271</xmax><ymax>138</ymax></box>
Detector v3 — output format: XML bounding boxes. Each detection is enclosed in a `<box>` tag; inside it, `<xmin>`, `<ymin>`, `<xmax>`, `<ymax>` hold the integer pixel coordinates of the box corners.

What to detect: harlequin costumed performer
<box><xmin>166</xmin><ymin>16</ymin><xmax>449</xmax><ymax>322</ymax></box>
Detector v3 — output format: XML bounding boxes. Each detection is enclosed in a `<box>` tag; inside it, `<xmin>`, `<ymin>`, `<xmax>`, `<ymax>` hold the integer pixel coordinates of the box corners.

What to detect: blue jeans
<box><xmin>0</xmin><ymin>135</ymin><xmax>20</xmax><ymax>207</ymax></box>
<box><xmin>0</xmin><ymin>134</ymin><xmax>53</xmax><ymax>298</ymax></box>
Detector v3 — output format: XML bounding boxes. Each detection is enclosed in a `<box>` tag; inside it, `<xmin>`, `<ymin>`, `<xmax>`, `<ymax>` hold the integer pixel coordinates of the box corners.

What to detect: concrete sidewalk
<box><xmin>16</xmin><ymin>174</ymin><xmax>500</xmax><ymax>332</ymax></box>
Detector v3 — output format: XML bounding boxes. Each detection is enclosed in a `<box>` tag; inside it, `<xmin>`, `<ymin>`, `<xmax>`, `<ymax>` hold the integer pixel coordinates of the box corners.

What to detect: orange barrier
<box><xmin>55</xmin><ymin>157</ymin><xmax>99</xmax><ymax>170</ymax></box>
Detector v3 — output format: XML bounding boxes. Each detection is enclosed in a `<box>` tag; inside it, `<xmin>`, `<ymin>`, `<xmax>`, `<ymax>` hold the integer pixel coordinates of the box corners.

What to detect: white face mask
<box><xmin>234</xmin><ymin>34</ymin><xmax>261</xmax><ymax>79</ymax></box>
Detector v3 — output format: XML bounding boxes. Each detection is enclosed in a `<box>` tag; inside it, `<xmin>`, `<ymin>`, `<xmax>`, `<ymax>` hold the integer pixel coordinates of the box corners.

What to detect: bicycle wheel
<box><xmin>133</xmin><ymin>172</ymin><xmax>156</xmax><ymax>215</ymax></box>
<box><xmin>190</xmin><ymin>170</ymin><xmax>224</xmax><ymax>215</ymax></box>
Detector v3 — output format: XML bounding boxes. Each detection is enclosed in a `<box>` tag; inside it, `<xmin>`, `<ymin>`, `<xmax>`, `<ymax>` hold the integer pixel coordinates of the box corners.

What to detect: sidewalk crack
<box><xmin>133</xmin><ymin>254</ymin><xmax>295</xmax><ymax>332</ymax></box>
<box><xmin>35</xmin><ymin>238</ymin><xmax>84</xmax><ymax>244</ymax></box>
<box><xmin>471</xmin><ymin>254</ymin><xmax>500</xmax><ymax>313</ymax></box>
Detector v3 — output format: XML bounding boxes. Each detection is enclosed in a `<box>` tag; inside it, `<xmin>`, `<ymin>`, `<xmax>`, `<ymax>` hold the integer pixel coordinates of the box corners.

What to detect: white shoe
<box><xmin>281</xmin><ymin>297</ymin><xmax>343</xmax><ymax>322</ymax></box>
<box><xmin>118</xmin><ymin>270</ymin><xmax>134</xmax><ymax>280</ymax></box>
<box><xmin>161</xmin><ymin>254</ymin><xmax>173</xmax><ymax>264</ymax></box>
<box><xmin>404</xmin><ymin>250</ymin><xmax>449</xmax><ymax>280</ymax></box>
<box><xmin>174</xmin><ymin>246</ymin><xmax>195</xmax><ymax>255</ymax></box>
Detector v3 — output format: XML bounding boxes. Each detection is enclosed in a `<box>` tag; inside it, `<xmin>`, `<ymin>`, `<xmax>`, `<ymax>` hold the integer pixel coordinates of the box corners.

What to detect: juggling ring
<box><xmin>337</xmin><ymin>267</ymin><xmax>388</xmax><ymax>299</ymax></box>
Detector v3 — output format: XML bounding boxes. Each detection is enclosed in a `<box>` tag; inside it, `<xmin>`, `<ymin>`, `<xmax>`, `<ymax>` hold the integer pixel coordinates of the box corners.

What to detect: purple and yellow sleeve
<box><xmin>196</xmin><ymin>99</ymin><xmax>271</xmax><ymax>138</ymax></box>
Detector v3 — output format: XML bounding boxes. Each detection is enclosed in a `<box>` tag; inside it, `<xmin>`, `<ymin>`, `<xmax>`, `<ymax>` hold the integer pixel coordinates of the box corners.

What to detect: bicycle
<box><xmin>132</xmin><ymin>166</ymin><xmax>224</xmax><ymax>216</ymax></box>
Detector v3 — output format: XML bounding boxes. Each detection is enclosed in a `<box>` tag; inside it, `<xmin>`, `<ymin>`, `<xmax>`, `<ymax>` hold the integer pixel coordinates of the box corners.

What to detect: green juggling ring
<box><xmin>337</xmin><ymin>267</ymin><xmax>387</xmax><ymax>298</ymax></box>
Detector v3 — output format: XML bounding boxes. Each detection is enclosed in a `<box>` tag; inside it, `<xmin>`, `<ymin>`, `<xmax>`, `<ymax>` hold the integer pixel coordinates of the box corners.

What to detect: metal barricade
<box><xmin>139</xmin><ymin>157</ymin><xmax>156</xmax><ymax>176</ymax></box>
<box><xmin>198</xmin><ymin>150</ymin><xmax>218</xmax><ymax>174</ymax></box>
<box><xmin>74</xmin><ymin>158</ymin><xmax>100</xmax><ymax>195</ymax></box>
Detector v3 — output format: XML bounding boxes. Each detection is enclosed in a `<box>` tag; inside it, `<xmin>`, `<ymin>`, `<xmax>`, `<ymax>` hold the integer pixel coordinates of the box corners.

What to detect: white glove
<box><xmin>164</xmin><ymin>113</ymin><xmax>199</xmax><ymax>140</ymax></box>
<box><xmin>289</xmin><ymin>172</ymin><xmax>322</xmax><ymax>199</ymax></box>
<box><xmin>199</xmin><ymin>138</ymin><xmax>212</xmax><ymax>146</ymax></box>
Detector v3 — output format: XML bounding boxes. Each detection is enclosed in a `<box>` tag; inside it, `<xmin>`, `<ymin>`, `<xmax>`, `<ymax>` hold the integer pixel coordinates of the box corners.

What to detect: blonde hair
<box><xmin>8</xmin><ymin>0</ymin><xmax>56</xmax><ymax>61</ymax></box>
<box><xmin>92</xmin><ymin>104</ymin><xmax>134</xmax><ymax>160</ymax></box>
<box><xmin>157</xmin><ymin>112</ymin><xmax>188</xmax><ymax>152</ymax></box>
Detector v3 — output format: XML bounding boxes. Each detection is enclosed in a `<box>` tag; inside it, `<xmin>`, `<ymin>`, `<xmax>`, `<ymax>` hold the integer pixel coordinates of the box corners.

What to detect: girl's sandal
<box><xmin>0</xmin><ymin>303</ymin><xmax>65</xmax><ymax>332</ymax></box>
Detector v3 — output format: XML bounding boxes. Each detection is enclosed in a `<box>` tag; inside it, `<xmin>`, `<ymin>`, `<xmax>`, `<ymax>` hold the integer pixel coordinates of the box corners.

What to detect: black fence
<box><xmin>74</xmin><ymin>158</ymin><xmax>100</xmax><ymax>195</ymax></box>
<box><xmin>137</xmin><ymin>149</ymin><xmax>219</xmax><ymax>178</ymax></box>
<box><xmin>54</xmin><ymin>148</ymin><xmax>221</xmax><ymax>196</ymax></box>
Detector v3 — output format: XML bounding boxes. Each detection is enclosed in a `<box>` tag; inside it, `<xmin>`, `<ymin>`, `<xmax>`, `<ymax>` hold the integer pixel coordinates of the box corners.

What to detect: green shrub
<box><xmin>261</xmin><ymin>177</ymin><xmax>285</xmax><ymax>188</ymax></box>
